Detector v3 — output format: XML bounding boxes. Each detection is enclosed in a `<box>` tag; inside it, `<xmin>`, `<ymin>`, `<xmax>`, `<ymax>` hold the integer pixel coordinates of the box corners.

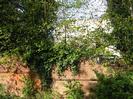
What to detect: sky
<box><xmin>55</xmin><ymin>0</ymin><xmax>121</xmax><ymax>57</ymax></box>
<box><xmin>58</xmin><ymin>0</ymin><xmax>107</xmax><ymax>19</ymax></box>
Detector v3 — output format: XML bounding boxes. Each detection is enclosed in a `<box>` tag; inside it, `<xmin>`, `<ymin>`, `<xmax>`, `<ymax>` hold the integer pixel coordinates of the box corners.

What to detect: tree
<box><xmin>0</xmin><ymin>0</ymin><xmax>58</xmax><ymax>87</ymax></box>
<box><xmin>107</xmin><ymin>0</ymin><xmax>133</xmax><ymax>64</ymax></box>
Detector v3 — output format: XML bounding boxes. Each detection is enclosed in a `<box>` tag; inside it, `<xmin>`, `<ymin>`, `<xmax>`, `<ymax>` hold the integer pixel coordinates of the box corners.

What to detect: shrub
<box><xmin>22</xmin><ymin>77</ymin><xmax>36</xmax><ymax>97</ymax></box>
<box><xmin>0</xmin><ymin>84</ymin><xmax>5</xmax><ymax>96</ymax></box>
<box><xmin>95</xmin><ymin>72</ymin><xmax>133</xmax><ymax>99</ymax></box>
<box><xmin>0</xmin><ymin>84</ymin><xmax>21</xmax><ymax>99</ymax></box>
<box><xmin>52</xmin><ymin>42</ymin><xmax>81</xmax><ymax>74</ymax></box>
<box><xmin>65</xmin><ymin>81</ymin><xmax>84</xmax><ymax>99</ymax></box>
<box><xmin>35</xmin><ymin>90</ymin><xmax>60</xmax><ymax>99</ymax></box>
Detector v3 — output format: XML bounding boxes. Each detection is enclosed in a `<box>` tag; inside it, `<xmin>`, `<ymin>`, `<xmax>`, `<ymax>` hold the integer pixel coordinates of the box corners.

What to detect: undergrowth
<box><xmin>95</xmin><ymin>72</ymin><xmax>133</xmax><ymax>99</ymax></box>
<box><xmin>65</xmin><ymin>81</ymin><xmax>84</xmax><ymax>99</ymax></box>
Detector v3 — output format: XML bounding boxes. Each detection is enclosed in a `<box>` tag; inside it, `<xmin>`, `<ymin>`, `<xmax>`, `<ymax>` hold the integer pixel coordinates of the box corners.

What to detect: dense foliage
<box><xmin>1</xmin><ymin>0</ymin><xmax>133</xmax><ymax>98</ymax></box>
<box><xmin>95</xmin><ymin>72</ymin><xmax>133</xmax><ymax>99</ymax></box>
<box><xmin>51</xmin><ymin>27</ymin><xmax>112</xmax><ymax>74</ymax></box>
<box><xmin>65</xmin><ymin>81</ymin><xmax>84</xmax><ymax>99</ymax></box>
<box><xmin>107</xmin><ymin>0</ymin><xmax>133</xmax><ymax>64</ymax></box>
<box><xmin>0</xmin><ymin>0</ymin><xmax>58</xmax><ymax>86</ymax></box>
<box><xmin>92</xmin><ymin>1</ymin><xmax>133</xmax><ymax>99</ymax></box>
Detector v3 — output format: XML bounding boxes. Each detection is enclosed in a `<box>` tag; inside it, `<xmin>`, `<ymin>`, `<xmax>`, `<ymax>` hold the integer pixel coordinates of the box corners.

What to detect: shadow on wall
<box><xmin>52</xmin><ymin>60</ymin><xmax>109</xmax><ymax>98</ymax></box>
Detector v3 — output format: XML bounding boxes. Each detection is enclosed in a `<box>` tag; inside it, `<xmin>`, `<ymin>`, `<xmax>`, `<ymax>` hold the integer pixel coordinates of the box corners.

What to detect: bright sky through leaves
<box><xmin>58</xmin><ymin>0</ymin><xmax>107</xmax><ymax>19</ymax></box>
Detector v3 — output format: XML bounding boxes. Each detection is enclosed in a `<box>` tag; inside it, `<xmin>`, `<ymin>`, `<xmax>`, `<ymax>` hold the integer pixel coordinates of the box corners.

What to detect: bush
<box><xmin>22</xmin><ymin>77</ymin><xmax>36</xmax><ymax>97</ymax></box>
<box><xmin>35</xmin><ymin>90</ymin><xmax>60</xmax><ymax>99</ymax></box>
<box><xmin>65</xmin><ymin>81</ymin><xmax>84</xmax><ymax>99</ymax></box>
<box><xmin>0</xmin><ymin>84</ymin><xmax>21</xmax><ymax>99</ymax></box>
<box><xmin>52</xmin><ymin>42</ymin><xmax>81</xmax><ymax>74</ymax></box>
<box><xmin>95</xmin><ymin>72</ymin><xmax>133</xmax><ymax>99</ymax></box>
